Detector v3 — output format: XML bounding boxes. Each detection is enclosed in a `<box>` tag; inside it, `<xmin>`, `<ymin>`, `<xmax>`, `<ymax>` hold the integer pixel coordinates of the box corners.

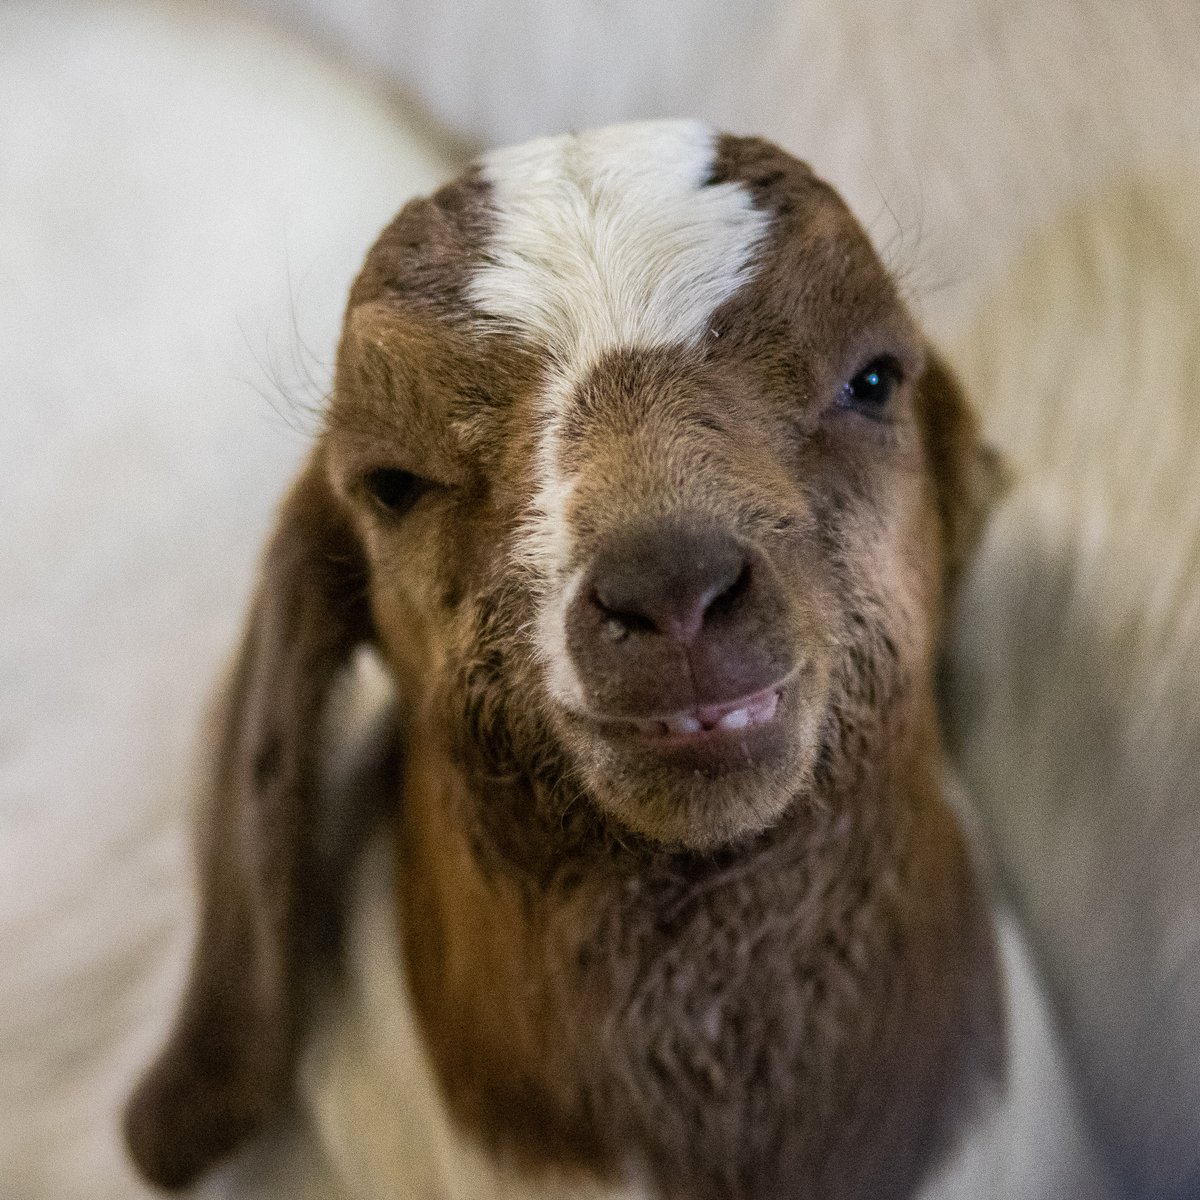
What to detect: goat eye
<box><xmin>363</xmin><ymin>467</ymin><xmax>433</xmax><ymax>518</ymax></box>
<box><xmin>842</xmin><ymin>355</ymin><xmax>904</xmax><ymax>414</ymax></box>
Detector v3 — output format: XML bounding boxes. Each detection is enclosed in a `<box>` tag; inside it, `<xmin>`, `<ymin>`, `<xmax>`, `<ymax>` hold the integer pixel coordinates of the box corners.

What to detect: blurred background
<box><xmin>1</xmin><ymin>2</ymin><xmax>1197</xmax><ymax>1197</ymax></box>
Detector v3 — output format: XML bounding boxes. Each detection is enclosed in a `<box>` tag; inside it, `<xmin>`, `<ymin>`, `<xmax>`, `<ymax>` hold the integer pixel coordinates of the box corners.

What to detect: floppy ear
<box><xmin>124</xmin><ymin>448</ymin><xmax>382</xmax><ymax>1190</ymax></box>
<box><xmin>915</xmin><ymin>350</ymin><xmax>1010</xmax><ymax>605</ymax></box>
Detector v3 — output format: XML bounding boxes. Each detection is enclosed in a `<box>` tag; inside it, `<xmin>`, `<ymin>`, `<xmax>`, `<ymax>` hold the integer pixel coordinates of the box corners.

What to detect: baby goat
<box><xmin>125</xmin><ymin>121</ymin><xmax>1005</xmax><ymax>1199</ymax></box>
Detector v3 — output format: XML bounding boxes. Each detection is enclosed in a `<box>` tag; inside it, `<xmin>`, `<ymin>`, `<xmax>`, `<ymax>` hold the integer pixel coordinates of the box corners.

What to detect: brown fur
<box><xmin>123</xmin><ymin>459</ymin><xmax>378</xmax><ymax>1187</ymax></box>
<box><xmin>125</xmin><ymin>133</ymin><xmax>1004</xmax><ymax>1197</ymax></box>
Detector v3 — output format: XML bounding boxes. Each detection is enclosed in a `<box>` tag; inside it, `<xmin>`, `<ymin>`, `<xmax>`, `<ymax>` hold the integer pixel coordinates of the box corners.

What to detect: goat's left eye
<box><xmin>363</xmin><ymin>467</ymin><xmax>436</xmax><ymax>518</ymax></box>
<box><xmin>842</xmin><ymin>355</ymin><xmax>904</xmax><ymax>414</ymax></box>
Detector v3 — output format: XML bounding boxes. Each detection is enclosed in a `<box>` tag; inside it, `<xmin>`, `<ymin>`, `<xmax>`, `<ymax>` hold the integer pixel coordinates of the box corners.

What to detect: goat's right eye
<box><xmin>363</xmin><ymin>467</ymin><xmax>434</xmax><ymax>518</ymax></box>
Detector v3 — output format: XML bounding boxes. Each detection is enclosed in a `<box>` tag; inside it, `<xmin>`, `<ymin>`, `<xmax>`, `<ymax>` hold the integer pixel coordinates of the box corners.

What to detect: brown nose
<box><xmin>590</xmin><ymin>526</ymin><xmax>749</xmax><ymax>645</ymax></box>
<box><xmin>566</xmin><ymin>522</ymin><xmax>793</xmax><ymax>715</ymax></box>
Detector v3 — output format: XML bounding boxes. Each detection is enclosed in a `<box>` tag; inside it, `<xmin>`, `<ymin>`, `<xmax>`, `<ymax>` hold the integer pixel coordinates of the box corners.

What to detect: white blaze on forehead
<box><xmin>470</xmin><ymin>120</ymin><xmax>769</xmax><ymax>372</ymax></box>
<box><xmin>470</xmin><ymin>120</ymin><xmax>768</xmax><ymax>710</ymax></box>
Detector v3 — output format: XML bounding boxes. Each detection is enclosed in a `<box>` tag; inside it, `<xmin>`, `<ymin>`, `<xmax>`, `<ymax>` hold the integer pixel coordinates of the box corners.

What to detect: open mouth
<box><xmin>574</xmin><ymin>676</ymin><xmax>811</xmax><ymax>844</ymax></box>
<box><xmin>606</xmin><ymin>686</ymin><xmax>783</xmax><ymax>744</ymax></box>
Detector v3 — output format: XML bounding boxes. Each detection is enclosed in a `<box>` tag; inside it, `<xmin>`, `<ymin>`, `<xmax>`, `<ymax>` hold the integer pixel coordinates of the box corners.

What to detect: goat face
<box><xmin>327</xmin><ymin>121</ymin><xmax>992</xmax><ymax>852</ymax></box>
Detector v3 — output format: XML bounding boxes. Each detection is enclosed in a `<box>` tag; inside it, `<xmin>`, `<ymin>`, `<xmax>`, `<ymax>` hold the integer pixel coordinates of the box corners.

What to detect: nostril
<box><xmin>707</xmin><ymin>561</ymin><xmax>751</xmax><ymax>621</ymax></box>
<box><xmin>591</xmin><ymin>588</ymin><xmax>659</xmax><ymax>638</ymax></box>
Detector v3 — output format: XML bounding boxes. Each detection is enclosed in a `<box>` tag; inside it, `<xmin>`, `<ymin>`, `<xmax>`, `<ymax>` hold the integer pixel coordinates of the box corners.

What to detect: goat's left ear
<box><xmin>915</xmin><ymin>350</ymin><xmax>1009</xmax><ymax>602</ymax></box>
<box><xmin>123</xmin><ymin>447</ymin><xmax>385</xmax><ymax>1190</ymax></box>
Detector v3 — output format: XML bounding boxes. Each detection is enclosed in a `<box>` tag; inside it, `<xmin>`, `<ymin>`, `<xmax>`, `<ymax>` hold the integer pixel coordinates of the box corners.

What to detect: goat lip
<box><xmin>600</xmin><ymin>686</ymin><xmax>784</xmax><ymax>745</ymax></box>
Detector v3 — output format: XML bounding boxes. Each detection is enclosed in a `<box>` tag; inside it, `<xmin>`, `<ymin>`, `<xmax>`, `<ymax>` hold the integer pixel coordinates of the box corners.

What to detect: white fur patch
<box><xmin>537</xmin><ymin>565</ymin><xmax>589</xmax><ymax>708</ymax></box>
<box><xmin>916</xmin><ymin>905</ymin><xmax>1118</xmax><ymax>1200</ymax></box>
<box><xmin>471</xmin><ymin>120</ymin><xmax>767</xmax><ymax>376</ymax></box>
<box><xmin>299</xmin><ymin>841</ymin><xmax>654</xmax><ymax>1200</ymax></box>
<box><xmin>470</xmin><ymin>120</ymin><xmax>768</xmax><ymax>702</ymax></box>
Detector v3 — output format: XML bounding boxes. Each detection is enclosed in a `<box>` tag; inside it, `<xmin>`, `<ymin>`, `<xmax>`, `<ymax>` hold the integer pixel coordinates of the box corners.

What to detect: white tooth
<box><xmin>718</xmin><ymin>707</ymin><xmax>751</xmax><ymax>731</ymax></box>
<box><xmin>664</xmin><ymin>714</ymin><xmax>703</xmax><ymax>735</ymax></box>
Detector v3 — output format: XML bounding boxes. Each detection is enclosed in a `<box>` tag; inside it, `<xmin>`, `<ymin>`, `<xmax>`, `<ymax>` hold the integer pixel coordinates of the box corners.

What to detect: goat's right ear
<box><xmin>124</xmin><ymin>448</ymin><xmax>378</xmax><ymax>1190</ymax></box>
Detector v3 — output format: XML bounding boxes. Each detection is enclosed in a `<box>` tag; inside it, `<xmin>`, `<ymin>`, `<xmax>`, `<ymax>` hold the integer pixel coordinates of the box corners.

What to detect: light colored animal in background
<box><xmin>945</xmin><ymin>171</ymin><xmax>1200</xmax><ymax>1199</ymax></box>
<box><xmin>239</xmin><ymin>2</ymin><xmax>1200</xmax><ymax>1193</ymax></box>
<box><xmin>127</xmin><ymin>122</ymin><xmax>1009</xmax><ymax>1200</ymax></box>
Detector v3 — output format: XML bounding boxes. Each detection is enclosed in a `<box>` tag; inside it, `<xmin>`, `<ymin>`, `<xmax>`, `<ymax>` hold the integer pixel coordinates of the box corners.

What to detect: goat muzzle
<box><xmin>564</xmin><ymin>521</ymin><xmax>800</xmax><ymax>760</ymax></box>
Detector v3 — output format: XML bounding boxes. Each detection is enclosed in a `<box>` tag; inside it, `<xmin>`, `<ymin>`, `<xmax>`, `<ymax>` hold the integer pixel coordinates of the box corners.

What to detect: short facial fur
<box><xmin>125</xmin><ymin>122</ymin><xmax>1003</xmax><ymax>1197</ymax></box>
<box><xmin>332</xmin><ymin>125</ymin><xmax>986</xmax><ymax>850</ymax></box>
